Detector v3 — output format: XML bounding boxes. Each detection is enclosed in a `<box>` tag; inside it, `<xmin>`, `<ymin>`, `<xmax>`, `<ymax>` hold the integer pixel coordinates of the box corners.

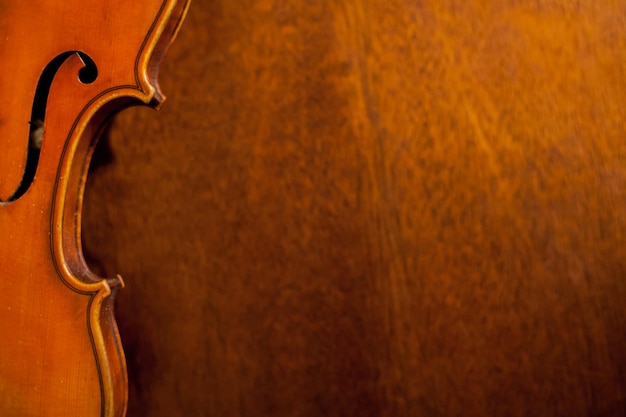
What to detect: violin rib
<box><xmin>0</xmin><ymin>1</ymin><xmax>189</xmax><ymax>416</ymax></box>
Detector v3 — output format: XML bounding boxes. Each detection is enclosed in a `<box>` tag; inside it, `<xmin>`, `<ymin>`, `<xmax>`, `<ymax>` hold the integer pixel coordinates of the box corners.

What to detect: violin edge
<box><xmin>48</xmin><ymin>2</ymin><xmax>191</xmax><ymax>416</ymax></box>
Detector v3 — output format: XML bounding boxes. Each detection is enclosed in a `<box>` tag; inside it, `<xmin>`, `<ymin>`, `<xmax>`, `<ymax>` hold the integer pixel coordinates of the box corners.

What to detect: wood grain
<box><xmin>83</xmin><ymin>0</ymin><xmax>626</xmax><ymax>415</ymax></box>
<box><xmin>0</xmin><ymin>1</ymin><xmax>189</xmax><ymax>416</ymax></box>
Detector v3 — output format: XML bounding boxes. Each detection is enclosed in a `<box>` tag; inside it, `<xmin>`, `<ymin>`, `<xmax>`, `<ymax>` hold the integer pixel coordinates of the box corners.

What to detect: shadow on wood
<box><xmin>83</xmin><ymin>1</ymin><xmax>626</xmax><ymax>416</ymax></box>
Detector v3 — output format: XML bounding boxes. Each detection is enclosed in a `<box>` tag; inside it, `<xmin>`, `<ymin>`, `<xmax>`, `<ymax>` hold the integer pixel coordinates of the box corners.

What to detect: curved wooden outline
<box><xmin>46</xmin><ymin>1</ymin><xmax>190</xmax><ymax>415</ymax></box>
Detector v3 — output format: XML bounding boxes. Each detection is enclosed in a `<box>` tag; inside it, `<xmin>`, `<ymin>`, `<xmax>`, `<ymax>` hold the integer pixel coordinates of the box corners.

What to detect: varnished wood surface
<box><xmin>0</xmin><ymin>1</ymin><xmax>189</xmax><ymax>416</ymax></box>
<box><xmin>83</xmin><ymin>1</ymin><xmax>626</xmax><ymax>415</ymax></box>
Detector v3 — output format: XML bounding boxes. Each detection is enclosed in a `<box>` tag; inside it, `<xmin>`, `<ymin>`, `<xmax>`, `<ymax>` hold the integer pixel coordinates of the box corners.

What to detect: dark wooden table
<box><xmin>83</xmin><ymin>1</ymin><xmax>626</xmax><ymax>415</ymax></box>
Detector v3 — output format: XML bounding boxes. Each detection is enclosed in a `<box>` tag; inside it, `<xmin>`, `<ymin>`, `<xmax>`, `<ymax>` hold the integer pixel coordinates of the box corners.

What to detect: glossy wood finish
<box><xmin>84</xmin><ymin>0</ymin><xmax>626</xmax><ymax>416</ymax></box>
<box><xmin>0</xmin><ymin>1</ymin><xmax>189</xmax><ymax>416</ymax></box>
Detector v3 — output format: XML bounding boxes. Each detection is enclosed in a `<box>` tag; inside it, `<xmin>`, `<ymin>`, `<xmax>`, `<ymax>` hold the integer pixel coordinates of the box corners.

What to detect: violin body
<box><xmin>0</xmin><ymin>1</ymin><xmax>189</xmax><ymax>415</ymax></box>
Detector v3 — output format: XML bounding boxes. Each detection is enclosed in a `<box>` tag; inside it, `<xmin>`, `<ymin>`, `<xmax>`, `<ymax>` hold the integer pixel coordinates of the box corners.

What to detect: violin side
<box><xmin>0</xmin><ymin>1</ymin><xmax>189</xmax><ymax>416</ymax></box>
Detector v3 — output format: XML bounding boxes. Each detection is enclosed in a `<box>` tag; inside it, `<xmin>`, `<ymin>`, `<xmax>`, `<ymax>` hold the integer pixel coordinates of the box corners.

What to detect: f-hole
<box><xmin>9</xmin><ymin>51</ymin><xmax>98</xmax><ymax>201</ymax></box>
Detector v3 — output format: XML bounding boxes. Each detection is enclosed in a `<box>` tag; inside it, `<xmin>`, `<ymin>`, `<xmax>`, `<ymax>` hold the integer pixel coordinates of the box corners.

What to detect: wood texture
<box><xmin>0</xmin><ymin>1</ymin><xmax>189</xmax><ymax>416</ymax></box>
<box><xmin>83</xmin><ymin>0</ymin><xmax>626</xmax><ymax>415</ymax></box>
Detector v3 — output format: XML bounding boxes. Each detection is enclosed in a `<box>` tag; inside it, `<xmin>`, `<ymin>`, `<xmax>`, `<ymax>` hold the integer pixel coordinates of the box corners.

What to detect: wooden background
<box><xmin>82</xmin><ymin>0</ymin><xmax>626</xmax><ymax>415</ymax></box>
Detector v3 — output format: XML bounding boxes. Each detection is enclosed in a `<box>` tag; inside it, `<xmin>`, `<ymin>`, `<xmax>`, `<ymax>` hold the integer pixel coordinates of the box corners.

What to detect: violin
<box><xmin>0</xmin><ymin>1</ymin><xmax>189</xmax><ymax>415</ymax></box>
